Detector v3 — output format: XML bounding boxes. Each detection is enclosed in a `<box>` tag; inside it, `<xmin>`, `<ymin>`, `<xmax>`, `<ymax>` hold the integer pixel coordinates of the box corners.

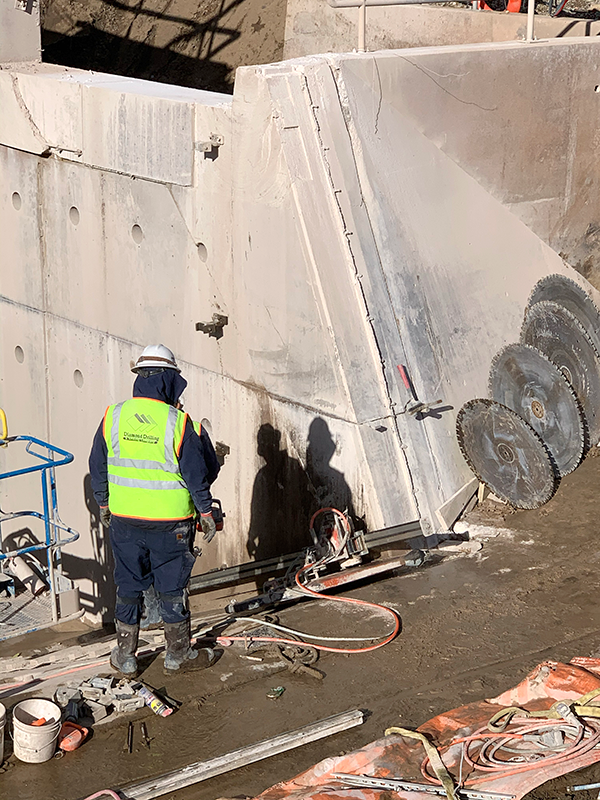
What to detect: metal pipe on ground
<box><xmin>112</xmin><ymin>710</ymin><xmax>365</xmax><ymax>800</ymax></box>
<box><xmin>328</xmin><ymin>0</ymin><xmax>469</xmax><ymax>6</ymax></box>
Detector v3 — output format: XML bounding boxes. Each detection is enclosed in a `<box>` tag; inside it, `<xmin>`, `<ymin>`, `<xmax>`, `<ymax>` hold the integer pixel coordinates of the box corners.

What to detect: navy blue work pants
<box><xmin>109</xmin><ymin>517</ymin><xmax>196</xmax><ymax>625</ymax></box>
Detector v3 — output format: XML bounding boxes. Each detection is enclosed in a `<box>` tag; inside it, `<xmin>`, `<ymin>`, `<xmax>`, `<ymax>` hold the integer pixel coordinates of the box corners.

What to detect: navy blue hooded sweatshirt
<box><xmin>88</xmin><ymin>370</ymin><xmax>220</xmax><ymax>530</ymax></box>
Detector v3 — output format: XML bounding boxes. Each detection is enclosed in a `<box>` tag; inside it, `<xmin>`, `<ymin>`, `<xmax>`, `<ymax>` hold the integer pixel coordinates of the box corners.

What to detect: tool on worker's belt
<box><xmin>140</xmin><ymin>721</ymin><xmax>151</xmax><ymax>750</ymax></box>
<box><xmin>127</xmin><ymin>721</ymin><xmax>134</xmax><ymax>754</ymax></box>
<box><xmin>193</xmin><ymin>498</ymin><xmax>224</xmax><ymax>557</ymax></box>
<box><xmin>522</xmin><ymin>299</ymin><xmax>600</xmax><ymax>444</ymax></box>
<box><xmin>332</xmin><ymin>774</ymin><xmax>515</xmax><ymax>800</ymax></box>
<box><xmin>457</xmin><ymin>398</ymin><xmax>556</xmax><ymax>509</ymax></box>
<box><xmin>489</xmin><ymin>343</ymin><xmax>585</xmax><ymax>476</ymax></box>
<box><xmin>397</xmin><ymin>364</ymin><xmax>442</xmax><ymax>417</ymax></box>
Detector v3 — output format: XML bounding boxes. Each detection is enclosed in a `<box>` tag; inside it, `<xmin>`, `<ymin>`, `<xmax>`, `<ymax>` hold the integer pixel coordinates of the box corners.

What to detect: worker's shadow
<box><xmin>246</xmin><ymin>424</ymin><xmax>314</xmax><ymax>566</ymax></box>
<box><xmin>246</xmin><ymin>418</ymin><xmax>360</xmax><ymax>573</ymax></box>
<box><xmin>305</xmin><ymin>417</ymin><xmax>362</xmax><ymax>528</ymax></box>
<box><xmin>59</xmin><ymin>474</ymin><xmax>116</xmax><ymax>625</ymax></box>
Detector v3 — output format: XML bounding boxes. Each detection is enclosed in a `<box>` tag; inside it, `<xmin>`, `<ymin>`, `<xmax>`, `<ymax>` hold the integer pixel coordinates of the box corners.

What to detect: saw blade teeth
<box><xmin>522</xmin><ymin>299</ymin><xmax>600</xmax><ymax>445</ymax></box>
<box><xmin>525</xmin><ymin>274</ymin><xmax>600</xmax><ymax>355</ymax></box>
<box><xmin>488</xmin><ymin>341</ymin><xmax>586</xmax><ymax>476</ymax></box>
<box><xmin>456</xmin><ymin>399</ymin><xmax>557</xmax><ymax>509</ymax></box>
<box><xmin>487</xmin><ymin>345</ymin><xmax>512</xmax><ymax>400</ymax></box>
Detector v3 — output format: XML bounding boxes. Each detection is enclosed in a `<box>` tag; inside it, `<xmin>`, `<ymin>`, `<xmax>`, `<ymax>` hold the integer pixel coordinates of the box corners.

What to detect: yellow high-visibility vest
<box><xmin>103</xmin><ymin>398</ymin><xmax>195</xmax><ymax>521</ymax></box>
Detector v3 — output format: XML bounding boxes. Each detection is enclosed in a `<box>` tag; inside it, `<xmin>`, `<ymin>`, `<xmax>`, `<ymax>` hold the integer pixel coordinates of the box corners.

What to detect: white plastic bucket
<box><xmin>0</xmin><ymin>702</ymin><xmax>5</xmax><ymax>764</ymax></box>
<box><xmin>12</xmin><ymin>699</ymin><xmax>61</xmax><ymax>763</ymax></box>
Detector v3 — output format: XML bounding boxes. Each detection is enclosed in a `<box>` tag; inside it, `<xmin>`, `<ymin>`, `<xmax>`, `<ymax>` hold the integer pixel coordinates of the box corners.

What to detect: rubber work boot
<box><xmin>163</xmin><ymin>618</ymin><xmax>216</xmax><ymax>675</ymax></box>
<box><xmin>110</xmin><ymin>620</ymin><xmax>140</xmax><ymax>677</ymax></box>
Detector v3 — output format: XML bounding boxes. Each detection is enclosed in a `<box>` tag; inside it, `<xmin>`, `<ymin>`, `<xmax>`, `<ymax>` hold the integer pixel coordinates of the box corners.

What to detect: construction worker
<box><xmin>89</xmin><ymin>344</ymin><xmax>221</xmax><ymax>677</ymax></box>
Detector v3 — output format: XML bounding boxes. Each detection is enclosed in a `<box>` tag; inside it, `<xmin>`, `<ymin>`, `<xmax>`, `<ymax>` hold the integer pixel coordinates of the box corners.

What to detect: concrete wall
<box><xmin>284</xmin><ymin>1</ymin><xmax>600</xmax><ymax>60</ymax></box>
<box><xmin>0</xmin><ymin>0</ymin><xmax>40</xmax><ymax>62</ymax></box>
<box><xmin>3</xmin><ymin>37</ymin><xmax>600</xmax><ymax>620</ymax></box>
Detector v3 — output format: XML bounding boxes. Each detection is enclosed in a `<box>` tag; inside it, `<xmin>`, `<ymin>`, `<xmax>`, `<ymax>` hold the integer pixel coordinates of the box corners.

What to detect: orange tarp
<box><xmin>255</xmin><ymin>659</ymin><xmax>600</xmax><ymax>800</ymax></box>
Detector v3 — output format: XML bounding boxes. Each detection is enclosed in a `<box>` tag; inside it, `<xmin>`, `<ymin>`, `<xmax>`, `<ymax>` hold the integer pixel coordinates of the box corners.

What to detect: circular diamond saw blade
<box><xmin>527</xmin><ymin>274</ymin><xmax>600</xmax><ymax>354</ymax></box>
<box><xmin>456</xmin><ymin>399</ymin><xmax>557</xmax><ymax>508</ymax></box>
<box><xmin>521</xmin><ymin>300</ymin><xmax>600</xmax><ymax>444</ymax></box>
<box><xmin>456</xmin><ymin>399</ymin><xmax>557</xmax><ymax>509</ymax></box>
<box><xmin>489</xmin><ymin>343</ymin><xmax>585</xmax><ymax>476</ymax></box>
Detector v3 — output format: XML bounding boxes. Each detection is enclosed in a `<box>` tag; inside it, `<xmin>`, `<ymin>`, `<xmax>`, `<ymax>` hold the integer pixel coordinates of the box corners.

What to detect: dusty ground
<box><xmin>3</xmin><ymin>450</ymin><xmax>600</xmax><ymax>800</ymax></box>
<box><xmin>40</xmin><ymin>0</ymin><xmax>288</xmax><ymax>93</ymax></box>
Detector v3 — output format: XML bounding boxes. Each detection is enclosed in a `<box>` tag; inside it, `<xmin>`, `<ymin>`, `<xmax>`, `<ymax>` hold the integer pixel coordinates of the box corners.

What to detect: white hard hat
<box><xmin>132</xmin><ymin>344</ymin><xmax>180</xmax><ymax>373</ymax></box>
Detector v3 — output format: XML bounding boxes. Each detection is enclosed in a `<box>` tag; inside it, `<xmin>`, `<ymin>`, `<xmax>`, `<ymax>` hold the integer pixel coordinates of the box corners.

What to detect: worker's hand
<box><xmin>199</xmin><ymin>512</ymin><xmax>217</xmax><ymax>543</ymax></box>
<box><xmin>99</xmin><ymin>506</ymin><xmax>111</xmax><ymax>528</ymax></box>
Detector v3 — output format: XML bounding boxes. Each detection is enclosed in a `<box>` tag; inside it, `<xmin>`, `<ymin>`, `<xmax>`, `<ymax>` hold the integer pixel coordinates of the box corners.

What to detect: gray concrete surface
<box><xmin>0</xmin><ymin>0</ymin><xmax>40</xmax><ymax>63</ymax></box>
<box><xmin>3</xmin><ymin>34</ymin><xmax>600</xmax><ymax>621</ymax></box>
<box><xmin>284</xmin><ymin>0</ymin><xmax>600</xmax><ymax>59</ymax></box>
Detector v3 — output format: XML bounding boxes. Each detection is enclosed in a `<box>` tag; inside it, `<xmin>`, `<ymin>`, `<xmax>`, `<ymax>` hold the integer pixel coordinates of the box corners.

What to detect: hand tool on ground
<box><xmin>127</xmin><ymin>721</ymin><xmax>133</xmax><ymax>754</ymax></box>
<box><xmin>489</xmin><ymin>342</ymin><xmax>585</xmax><ymax>475</ymax></box>
<box><xmin>140</xmin><ymin>722</ymin><xmax>151</xmax><ymax>750</ymax></box>
<box><xmin>456</xmin><ymin>398</ymin><xmax>556</xmax><ymax>509</ymax></box>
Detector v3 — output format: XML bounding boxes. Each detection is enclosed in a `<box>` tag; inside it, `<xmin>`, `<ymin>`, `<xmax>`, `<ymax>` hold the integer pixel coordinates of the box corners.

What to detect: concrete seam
<box><xmin>314</xmin><ymin>59</ymin><xmax>423</xmax><ymax>521</ymax></box>
<box><xmin>10</xmin><ymin>74</ymin><xmax>51</xmax><ymax>153</ymax></box>
<box><xmin>0</xmin><ymin>292</ymin><xmax>371</xmax><ymax>428</ymax></box>
<box><xmin>35</xmin><ymin>162</ymin><xmax>52</xmax><ymax>443</ymax></box>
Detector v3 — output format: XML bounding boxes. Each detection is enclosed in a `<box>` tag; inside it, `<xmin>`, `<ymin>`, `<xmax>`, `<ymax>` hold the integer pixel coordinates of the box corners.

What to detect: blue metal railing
<box><xmin>0</xmin><ymin>435</ymin><xmax>80</xmax><ymax>623</ymax></box>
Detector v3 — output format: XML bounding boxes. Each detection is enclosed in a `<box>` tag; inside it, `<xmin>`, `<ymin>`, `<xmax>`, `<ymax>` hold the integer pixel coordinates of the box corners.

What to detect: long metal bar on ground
<box><xmin>116</xmin><ymin>709</ymin><xmax>365</xmax><ymax>800</ymax></box>
<box><xmin>328</xmin><ymin>0</ymin><xmax>468</xmax><ymax>6</ymax></box>
<box><xmin>333</xmin><ymin>774</ymin><xmax>515</xmax><ymax>800</ymax></box>
<box><xmin>188</xmin><ymin>520</ymin><xmax>422</xmax><ymax>592</ymax></box>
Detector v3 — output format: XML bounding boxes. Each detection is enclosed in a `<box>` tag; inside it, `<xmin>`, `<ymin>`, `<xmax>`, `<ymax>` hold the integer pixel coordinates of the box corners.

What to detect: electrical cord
<box><xmin>234</xmin><ymin>615</ymin><xmax>382</xmax><ymax>643</ymax></box>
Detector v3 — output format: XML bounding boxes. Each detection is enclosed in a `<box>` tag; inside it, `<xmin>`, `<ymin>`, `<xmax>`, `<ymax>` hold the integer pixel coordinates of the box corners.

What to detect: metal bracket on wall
<box><xmin>195</xmin><ymin>314</ymin><xmax>228</xmax><ymax>339</ymax></box>
<box><xmin>195</xmin><ymin>134</ymin><xmax>225</xmax><ymax>153</ymax></box>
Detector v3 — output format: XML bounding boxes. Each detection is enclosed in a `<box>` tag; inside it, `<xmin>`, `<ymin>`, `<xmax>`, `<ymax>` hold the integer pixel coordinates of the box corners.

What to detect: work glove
<box><xmin>199</xmin><ymin>512</ymin><xmax>217</xmax><ymax>544</ymax></box>
<box><xmin>99</xmin><ymin>506</ymin><xmax>111</xmax><ymax>528</ymax></box>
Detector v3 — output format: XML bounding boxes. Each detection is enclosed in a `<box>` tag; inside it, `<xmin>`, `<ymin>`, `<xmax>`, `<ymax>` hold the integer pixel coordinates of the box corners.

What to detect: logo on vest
<box><xmin>123</xmin><ymin>413</ymin><xmax>160</xmax><ymax>444</ymax></box>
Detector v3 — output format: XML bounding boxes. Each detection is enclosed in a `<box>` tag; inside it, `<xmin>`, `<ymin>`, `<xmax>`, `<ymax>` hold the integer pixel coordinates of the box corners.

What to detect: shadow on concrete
<box><xmin>246</xmin><ymin>418</ymin><xmax>361</xmax><ymax>565</ymax></box>
<box><xmin>41</xmin><ymin>0</ymin><xmax>251</xmax><ymax>92</ymax></box>
<box><xmin>246</xmin><ymin>423</ymin><xmax>314</xmax><ymax>563</ymax></box>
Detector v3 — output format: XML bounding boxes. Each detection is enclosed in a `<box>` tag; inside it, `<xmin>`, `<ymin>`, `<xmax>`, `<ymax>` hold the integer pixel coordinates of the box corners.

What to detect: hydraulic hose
<box><xmin>219</xmin><ymin>509</ymin><xmax>400</xmax><ymax>655</ymax></box>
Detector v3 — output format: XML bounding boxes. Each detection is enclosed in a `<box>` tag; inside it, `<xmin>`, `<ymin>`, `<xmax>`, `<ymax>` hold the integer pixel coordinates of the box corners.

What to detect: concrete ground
<box><xmin>3</xmin><ymin>451</ymin><xmax>600</xmax><ymax>800</ymax></box>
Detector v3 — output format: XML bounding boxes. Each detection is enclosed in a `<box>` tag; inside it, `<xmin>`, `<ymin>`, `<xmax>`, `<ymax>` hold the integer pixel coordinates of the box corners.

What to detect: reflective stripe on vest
<box><xmin>103</xmin><ymin>398</ymin><xmax>195</xmax><ymax>521</ymax></box>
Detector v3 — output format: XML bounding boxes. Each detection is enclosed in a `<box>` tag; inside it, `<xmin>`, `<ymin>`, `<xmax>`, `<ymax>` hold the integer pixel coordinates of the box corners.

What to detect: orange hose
<box><xmin>218</xmin><ymin>510</ymin><xmax>400</xmax><ymax>655</ymax></box>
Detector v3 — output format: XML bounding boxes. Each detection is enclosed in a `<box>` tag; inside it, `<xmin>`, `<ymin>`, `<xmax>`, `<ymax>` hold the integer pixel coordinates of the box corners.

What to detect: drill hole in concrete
<box><xmin>14</xmin><ymin>346</ymin><xmax>24</xmax><ymax>363</ymax></box>
<box><xmin>12</xmin><ymin>192</ymin><xmax>22</xmax><ymax>211</ymax></box>
<box><xmin>131</xmin><ymin>224</ymin><xmax>144</xmax><ymax>244</ymax></box>
<box><xmin>69</xmin><ymin>206</ymin><xmax>80</xmax><ymax>226</ymax></box>
<box><xmin>73</xmin><ymin>369</ymin><xmax>84</xmax><ymax>388</ymax></box>
<box><xmin>197</xmin><ymin>242</ymin><xmax>208</xmax><ymax>262</ymax></box>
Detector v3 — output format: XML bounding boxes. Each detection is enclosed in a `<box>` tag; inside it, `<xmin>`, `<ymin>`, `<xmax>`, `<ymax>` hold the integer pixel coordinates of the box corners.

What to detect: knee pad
<box><xmin>116</xmin><ymin>594</ymin><xmax>142</xmax><ymax>626</ymax></box>
<box><xmin>157</xmin><ymin>590</ymin><xmax>189</xmax><ymax>624</ymax></box>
